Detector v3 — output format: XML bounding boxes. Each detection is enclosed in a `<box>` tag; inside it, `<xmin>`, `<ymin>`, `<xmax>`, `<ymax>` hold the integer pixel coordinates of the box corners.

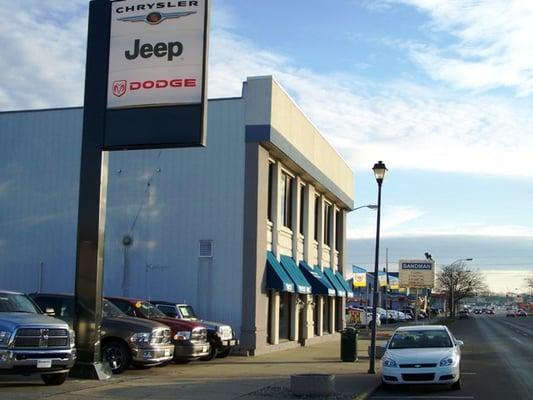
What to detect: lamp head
<box><xmin>373</xmin><ymin>161</ymin><xmax>388</xmax><ymax>184</ymax></box>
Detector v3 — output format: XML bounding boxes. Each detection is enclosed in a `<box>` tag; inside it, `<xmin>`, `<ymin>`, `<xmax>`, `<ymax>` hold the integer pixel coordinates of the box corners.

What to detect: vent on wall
<box><xmin>199</xmin><ymin>240</ymin><xmax>213</xmax><ymax>258</ymax></box>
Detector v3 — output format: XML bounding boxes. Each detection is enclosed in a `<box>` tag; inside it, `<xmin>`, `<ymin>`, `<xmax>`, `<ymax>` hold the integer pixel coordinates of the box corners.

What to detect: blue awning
<box><xmin>323</xmin><ymin>267</ymin><xmax>346</xmax><ymax>297</ymax></box>
<box><xmin>265</xmin><ymin>252</ymin><xmax>294</xmax><ymax>293</ymax></box>
<box><xmin>299</xmin><ymin>261</ymin><xmax>336</xmax><ymax>296</ymax></box>
<box><xmin>334</xmin><ymin>270</ymin><xmax>354</xmax><ymax>298</ymax></box>
<box><xmin>279</xmin><ymin>255</ymin><xmax>312</xmax><ymax>294</ymax></box>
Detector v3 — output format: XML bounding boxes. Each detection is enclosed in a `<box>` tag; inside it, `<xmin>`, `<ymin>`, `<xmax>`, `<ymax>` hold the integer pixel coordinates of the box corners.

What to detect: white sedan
<box><xmin>381</xmin><ymin>325</ymin><xmax>463</xmax><ymax>389</ymax></box>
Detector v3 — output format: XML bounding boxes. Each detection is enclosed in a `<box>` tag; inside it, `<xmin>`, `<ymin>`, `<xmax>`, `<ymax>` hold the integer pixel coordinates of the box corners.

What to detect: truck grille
<box><xmin>14</xmin><ymin>328</ymin><xmax>69</xmax><ymax>349</ymax></box>
<box><xmin>191</xmin><ymin>327</ymin><xmax>207</xmax><ymax>342</ymax></box>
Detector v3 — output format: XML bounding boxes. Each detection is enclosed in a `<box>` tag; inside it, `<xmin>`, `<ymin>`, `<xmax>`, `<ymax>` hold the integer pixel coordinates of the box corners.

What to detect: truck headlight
<box><xmin>130</xmin><ymin>332</ymin><xmax>151</xmax><ymax>344</ymax></box>
<box><xmin>69</xmin><ymin>329</ymin><xmax>76</xmax><ymax>348</ymax></box>
<box><xmin>174</xmin><ymin>331</ymin><xmax>191</xmax><ymax>341</ymax></box>
<box><xmin>0</xmin><ymin>331</ymin><xmax>12</xmax><ymax>347</ymax></box>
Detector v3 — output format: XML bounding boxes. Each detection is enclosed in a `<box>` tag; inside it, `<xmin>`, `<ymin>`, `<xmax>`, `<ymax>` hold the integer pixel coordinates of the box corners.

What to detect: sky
<box><xmin>1</xmin><ymin>0</ymin><xmax>533</xmax><ymax>292</ymax></box>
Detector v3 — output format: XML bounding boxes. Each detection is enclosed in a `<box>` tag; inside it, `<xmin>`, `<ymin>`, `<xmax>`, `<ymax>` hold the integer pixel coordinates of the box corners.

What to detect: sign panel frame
<box><xmin>398</xmin><ymin>259</ymin><xmax>435</xmax><ymax>289</ymax></box>
<box><xmin>103</xmin><ymin>0</ymin><xmax>209</xmax><ymax>150</ymax></box>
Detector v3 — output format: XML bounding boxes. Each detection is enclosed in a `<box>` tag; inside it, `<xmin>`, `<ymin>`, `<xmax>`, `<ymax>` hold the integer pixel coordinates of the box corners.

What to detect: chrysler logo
<box><xmin>117</xmin><ymin>11</ymin><xmax>196</xmax><ymax>25</ymax></box>
<box><xmin>414</xmin><ymin>364</ymin><xmax>421</xmax><ymax>368</ymax></box>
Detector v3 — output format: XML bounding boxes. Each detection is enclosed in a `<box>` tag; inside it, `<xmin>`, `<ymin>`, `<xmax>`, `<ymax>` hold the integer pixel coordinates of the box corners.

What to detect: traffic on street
<box><xmin>371</xmin><ymin>311</ymin><xmax>533</xmax><ymax>400</ymax></box>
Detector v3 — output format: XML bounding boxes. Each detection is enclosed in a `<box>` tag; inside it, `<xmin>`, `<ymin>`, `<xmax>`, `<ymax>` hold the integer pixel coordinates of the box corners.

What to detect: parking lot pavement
<box><xmin>0</xmin><ymin>337</ymin><xmax>382</xmax><ymax>400</ymax></box>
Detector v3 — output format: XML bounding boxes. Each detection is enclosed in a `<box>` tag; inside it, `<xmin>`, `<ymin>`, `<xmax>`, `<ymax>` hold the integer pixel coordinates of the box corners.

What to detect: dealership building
<box><xmin>0</xmin><ymin>76</ymin><xmax>354</xmax><ymax>355</ymax></box>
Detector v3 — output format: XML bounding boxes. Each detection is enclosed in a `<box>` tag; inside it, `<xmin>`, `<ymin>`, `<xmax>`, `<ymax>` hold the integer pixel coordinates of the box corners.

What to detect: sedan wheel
<box><xmin>102</xmin><ymin>340</ymin><xmax>131</xmax><ymax>374</ymax></box>
<box><xmin>451</xmin><ymin>377</ymin><xmax>462</xmax><ymax>390</ymax></box>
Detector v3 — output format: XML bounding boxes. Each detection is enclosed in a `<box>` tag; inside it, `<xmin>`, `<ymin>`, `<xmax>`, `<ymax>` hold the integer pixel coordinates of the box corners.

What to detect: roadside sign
<box><xmin>398</xmin><ymin>259</ymin><xmax>435</xmax><ymax>289</ymax></box>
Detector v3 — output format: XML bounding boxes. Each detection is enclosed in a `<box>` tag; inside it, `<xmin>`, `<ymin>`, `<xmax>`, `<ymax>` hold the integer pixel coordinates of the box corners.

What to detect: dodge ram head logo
<box><xmin>112</xmin><ymin>80</ymin><xmax>127</xmax><ymax>97</ymax></box>
<box><xmin>117</xmin><ymin>11</ymin><xmax>196</xmax><ymax>25</ymax></box>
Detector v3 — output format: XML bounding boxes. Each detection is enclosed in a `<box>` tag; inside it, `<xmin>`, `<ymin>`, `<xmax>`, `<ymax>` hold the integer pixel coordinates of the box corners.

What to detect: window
<box><xmin>314</xmin><ymin>195</ymin><xmax>320</xmax><ymax>241</ymax></box>
<box><xmin>324</xmin><ymin>203</ymin><xmax>332</xmax><ymax>246</ymax></box>
<box><xmin>299</xmin><ymin>185</ymin><xmax>305</xmax><ymax>235</ymax></box>
<box><xmin>267</xmin><ymin>162</ymin><xmax>274</xmax><ymax>221</ymax></box>
<box><xmin>280</xmin><ymin>172</ymin><xmax>293</xmax><ymax>229</ymax></box>
<box><xmin>199</xmin><ymin>240</ymin><xmax>213</xmax><ymax>258</ymax></box>
<box><xmin>335</xmin><ymin>210</ymin><xmax>342</xmax><ymax>251</ymax></box>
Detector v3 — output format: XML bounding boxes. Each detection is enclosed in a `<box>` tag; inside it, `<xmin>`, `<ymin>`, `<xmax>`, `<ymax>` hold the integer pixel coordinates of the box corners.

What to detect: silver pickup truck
<box><xmin>0</xmin><ymin>290</ymin><xmax>76</xmax><ymax>385</ymax></box>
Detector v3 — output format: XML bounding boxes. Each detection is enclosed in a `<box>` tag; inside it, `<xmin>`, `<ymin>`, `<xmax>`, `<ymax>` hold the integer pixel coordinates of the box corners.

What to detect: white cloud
<box><xmin>0</xmin><ymin>1</ymin><xmax>88</xmax><ymax>110</ymax></box>
<box><xmin>3</xmin><ymin>1</ymin><xmax>533</xmax><ymax>180</ymax></box>
<box><xmin>347</xmin><ymin>205</ymin><xmax>427</xmax><ymax>238</ymax></box>
<box><xmin>395</xmin><ymin>0</ymin><xmax>533</xmax><ymax>96</ymax></box>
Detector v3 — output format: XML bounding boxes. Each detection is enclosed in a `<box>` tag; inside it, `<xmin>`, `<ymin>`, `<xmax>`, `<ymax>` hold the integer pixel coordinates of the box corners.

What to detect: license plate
<box><xmin>164</xmin><ymin>349</ymin><xmax>170</xmax><ymax>357</ymax></box>
<box><xmin>37</xmin><ymin>360</ymin><xmax>52</xmax><ymax>369</ymax></box>
<box><xmin>202</xmin><ymin>346</ymin><xmax>207</xmax><ymax>353</ymax></box>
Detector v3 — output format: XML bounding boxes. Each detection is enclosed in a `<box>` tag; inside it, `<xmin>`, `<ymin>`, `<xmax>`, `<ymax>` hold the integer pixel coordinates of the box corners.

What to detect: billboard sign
<box><xmin>107</xmin><ymin>0</ymin><xmax>207</xmax><ymax>109</ymax></box>
<box><xmin>378</xmin><ymin>271</ymin><xmax>388</xmax><ymax>287</ymax></box>
<box><xmin>389</xmin><ymin>275</ymin><xmax>399</xmax><ymax>290</ymax></box>
<box><xmin>398</xmin><ymin>259</ymin><xmax>435</xmax><ymax>289</ymax></box>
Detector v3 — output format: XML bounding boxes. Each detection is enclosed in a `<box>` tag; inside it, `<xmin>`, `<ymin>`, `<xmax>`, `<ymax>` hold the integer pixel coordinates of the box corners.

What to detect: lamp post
<box><xmin>353</xmin><ymin>204</ymin><xmax>378</xmax><ymax>211</ymax></box>
<box><xmin>449</xmin><ymin>258</ymin><xmax>472</xmax><ymax>317</ymax></box>
<box><xmin>368</xmin><ymin>161</ymin><xmax>387</xmax><ymax>374</ymax></box>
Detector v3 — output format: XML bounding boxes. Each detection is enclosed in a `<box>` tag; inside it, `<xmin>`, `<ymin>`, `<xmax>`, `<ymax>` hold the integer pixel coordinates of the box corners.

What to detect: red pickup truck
<box><xmin>106</xmin><ymin>297</ymin><xmax>209</xmax><ymax>362</ymax></box>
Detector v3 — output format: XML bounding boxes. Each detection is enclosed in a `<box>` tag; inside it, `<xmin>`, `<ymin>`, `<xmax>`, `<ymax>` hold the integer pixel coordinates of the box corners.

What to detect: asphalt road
<box><xmin>370</xmin><ymin>312</ymin><xmax>533</xmax><ymax>400</ymax></box>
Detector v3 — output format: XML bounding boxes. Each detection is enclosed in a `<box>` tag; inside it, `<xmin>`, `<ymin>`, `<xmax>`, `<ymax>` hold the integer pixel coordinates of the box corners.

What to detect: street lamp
<box><xmin>449</xmin><ymin>258</ymin><xmax>473</xmax><ymax>316</ymax></box>
<box><xmin>368</xmin><ymin>161</ymin><xmax>387</xmax><ymax>374</ymax></box>
<box><xmin>352</xmin><ymin>204</ymin><xmax>378</xmax><ymax>211</ymax></box>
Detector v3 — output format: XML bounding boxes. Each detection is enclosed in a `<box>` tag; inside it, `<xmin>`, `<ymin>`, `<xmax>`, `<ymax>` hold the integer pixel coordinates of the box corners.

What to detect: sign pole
<box><xmin>71</xmin><ymin>0</ymin><xmax>112</xmax><ymax>379</ymax></box>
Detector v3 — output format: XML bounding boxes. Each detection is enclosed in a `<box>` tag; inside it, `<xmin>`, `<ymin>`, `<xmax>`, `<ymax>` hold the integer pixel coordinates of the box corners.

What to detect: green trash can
<box><xmin>340</xmin><ymin>327</ymin><xmax>358</xmax><ymax>362</ymax></box>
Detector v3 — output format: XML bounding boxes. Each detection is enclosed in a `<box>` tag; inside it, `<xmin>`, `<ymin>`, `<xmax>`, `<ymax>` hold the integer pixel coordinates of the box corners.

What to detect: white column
<box><xmin>290</xmin><ymin>294</ymin><xmax>299</xmax><ymax>341</ymax></box>
<box><xmin>270</xmin><ymin>291</ymin><xmax>280</xmax><ymax>345</ymax></box>
<box><xmin>316</xmin><ymin>296</ymin><xmax>324</xmax><ymax>336</ymax></box>
<box><xmin>303</xmin><ymin>294</ymin><xmax>314</xmax><ymax>340</ymax></box>
<box><xmin>292</xmin><ymin>177</ymin><xmax>301</xmax><ymax>260</ymax></box>
<box><xmin>329</xmin><ymin>297</ymin><xmax>336</xmax><ymax>333</ymax></box>
<box><xmin>271</xmin><ymin>162</ymin><xmax>282</xmax><ymax>255</ymax></box>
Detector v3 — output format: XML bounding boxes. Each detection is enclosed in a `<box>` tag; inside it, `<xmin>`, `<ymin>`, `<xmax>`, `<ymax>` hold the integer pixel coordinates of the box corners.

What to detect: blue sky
<box><xmin>1</xmin><ymin>0</ymin><xmax>533</xmax><ymax>291</ymax></box>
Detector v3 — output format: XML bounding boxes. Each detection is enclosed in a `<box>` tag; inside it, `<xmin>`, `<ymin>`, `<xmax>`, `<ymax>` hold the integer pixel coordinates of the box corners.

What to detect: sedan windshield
<box><xmin>389</xmin><ymin>329</ymin><xmax>453</xmax><ymax>349</ymax></box>
<box><xmin>0</xmin><ymin>293</ymin><xmax>41</xmax><ymax>313</ymax></box>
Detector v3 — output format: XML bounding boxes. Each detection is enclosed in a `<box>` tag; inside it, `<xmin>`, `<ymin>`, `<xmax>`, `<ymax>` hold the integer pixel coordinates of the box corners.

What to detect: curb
<box><xmin>352</xmin><ymin>381</ymin><xmax>381</xmax><ymax>400</ymax></box>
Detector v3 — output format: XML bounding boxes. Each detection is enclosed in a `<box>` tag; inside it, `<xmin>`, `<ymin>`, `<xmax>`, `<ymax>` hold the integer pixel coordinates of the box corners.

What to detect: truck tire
<box><xmin>41</xmin><ymin>372</ymin><xmax>68</xmax><ymax>386</ymax></box>
<box><xmin>216</xmin><ymin>348</ymin><xmax>231</xmax><ymax>358</ymax></box>
<box><xmin>102</xmin><ymin>340</ymin><xmax>131</xmax><ymax>374</ymax></box>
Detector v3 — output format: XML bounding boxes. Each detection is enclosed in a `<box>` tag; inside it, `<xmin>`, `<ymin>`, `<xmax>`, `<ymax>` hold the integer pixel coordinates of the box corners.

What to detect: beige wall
<box><xmin>244</xmin><ymin>76</ymin><xmax>354</xmax><ymax>208</ymax></box>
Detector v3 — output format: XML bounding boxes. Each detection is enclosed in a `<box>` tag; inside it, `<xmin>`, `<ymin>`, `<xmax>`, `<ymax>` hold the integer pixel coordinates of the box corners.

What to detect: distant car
<box><xmin>506</xmin><ymin>310</ymin><xmax>516</xmax><ymax>317</ymax></box>
<box><xmin>517</xmin><ymin>310</ymin><xmax>527</xmax><ymax>317</ymax></box>
<box><xmin>458</xmin><ymin>310</ymin><xmax>469</xmax><ymax>319</ymax></box>
<box><xmin>486</xmin><ymin>309</ymin><xmax>495</xmax><ymax>315</ymax></box>
<box><xmin>473</xmin><ymin>309</ymin><xmax>482</xmax><ymax>315</ymax></box>
<box><xmin>381</xmin><ymin>325</ymin><xmax>463</xmax><ymax>389</ymax></box>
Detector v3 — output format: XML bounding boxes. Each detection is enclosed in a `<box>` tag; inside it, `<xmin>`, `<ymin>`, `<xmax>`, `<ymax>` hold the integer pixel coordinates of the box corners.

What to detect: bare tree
<box><xmin>437</xmin><ymin>262</ymin><xmax>487</xmax><ymax>317</ymax></box>
<box><xmin>525</xmin><ymin>276</ymin><xmax>533</xmax><ymax>292</ymax></box>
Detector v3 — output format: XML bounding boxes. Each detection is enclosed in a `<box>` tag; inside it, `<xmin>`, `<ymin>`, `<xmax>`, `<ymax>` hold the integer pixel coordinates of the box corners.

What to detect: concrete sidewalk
<box><xmin>0</xmin><ymin>336</ymin><xmax>383</xmax><ymax>400</ymax></box>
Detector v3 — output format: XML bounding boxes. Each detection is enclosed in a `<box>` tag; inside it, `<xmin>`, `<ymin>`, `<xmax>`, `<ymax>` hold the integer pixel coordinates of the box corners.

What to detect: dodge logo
<box><xmin>112</xmin><ymin>80</ymin><xmax>127</xmax><ymax>97</ymax></box>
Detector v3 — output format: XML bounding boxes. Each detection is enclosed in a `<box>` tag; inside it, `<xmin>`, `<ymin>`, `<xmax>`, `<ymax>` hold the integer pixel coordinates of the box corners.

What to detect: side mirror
<box><xmin>45</xmin><ymin>308</ymin><xmax>55</xmax><ymax>316</ymax></box>
<box><xmin>456</xmin><ymin>340</ymin><xmax>464</xmax><ymax>347</ymax></box>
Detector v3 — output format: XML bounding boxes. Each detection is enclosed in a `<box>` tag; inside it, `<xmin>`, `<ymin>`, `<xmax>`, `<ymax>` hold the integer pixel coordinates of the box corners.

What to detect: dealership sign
<box><xmin>108</xmin><ymin>0</ymin><xmax>207</xmax><ymax>109</ymax></box>
<box><xmin>398</xmin><ymin>259</ymin><xmax>435</xmax><ymax>289</ymax></box>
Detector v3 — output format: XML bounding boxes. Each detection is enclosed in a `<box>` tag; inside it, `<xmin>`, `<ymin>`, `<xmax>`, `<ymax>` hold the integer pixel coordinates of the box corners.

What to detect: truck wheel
<box><xmin>41</xmin><ymin>372</ymin><xmax>68</xmax><ymax>386</ymax></box>
<box><xmin>216</xmin><ymin>348</ymin><xmax>232</xmax><ymax>358</ymax></box>
<box><xmin>199</xmin><ymin>342</ymin><xmax>218</xmax><ymax>361</ymax></box>
<box><xmin>102</xmin><ymin>340</ymin><xmax>131</xmax><ymax>374</ymax></box>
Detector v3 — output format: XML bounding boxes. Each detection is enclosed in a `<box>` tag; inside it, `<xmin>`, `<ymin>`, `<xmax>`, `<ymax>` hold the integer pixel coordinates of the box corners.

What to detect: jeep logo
<box><xmin>125</xmin><ymin>39</ymin><xmax>183</xmax><ymax>61</ymax></box>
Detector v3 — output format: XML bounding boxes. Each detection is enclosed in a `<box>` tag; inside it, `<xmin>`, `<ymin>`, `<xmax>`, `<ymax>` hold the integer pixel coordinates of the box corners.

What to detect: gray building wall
<box><xmin>0</xmin><ymin>98</ymin><xmax>246</xmax><ymax>332</ymax></box>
